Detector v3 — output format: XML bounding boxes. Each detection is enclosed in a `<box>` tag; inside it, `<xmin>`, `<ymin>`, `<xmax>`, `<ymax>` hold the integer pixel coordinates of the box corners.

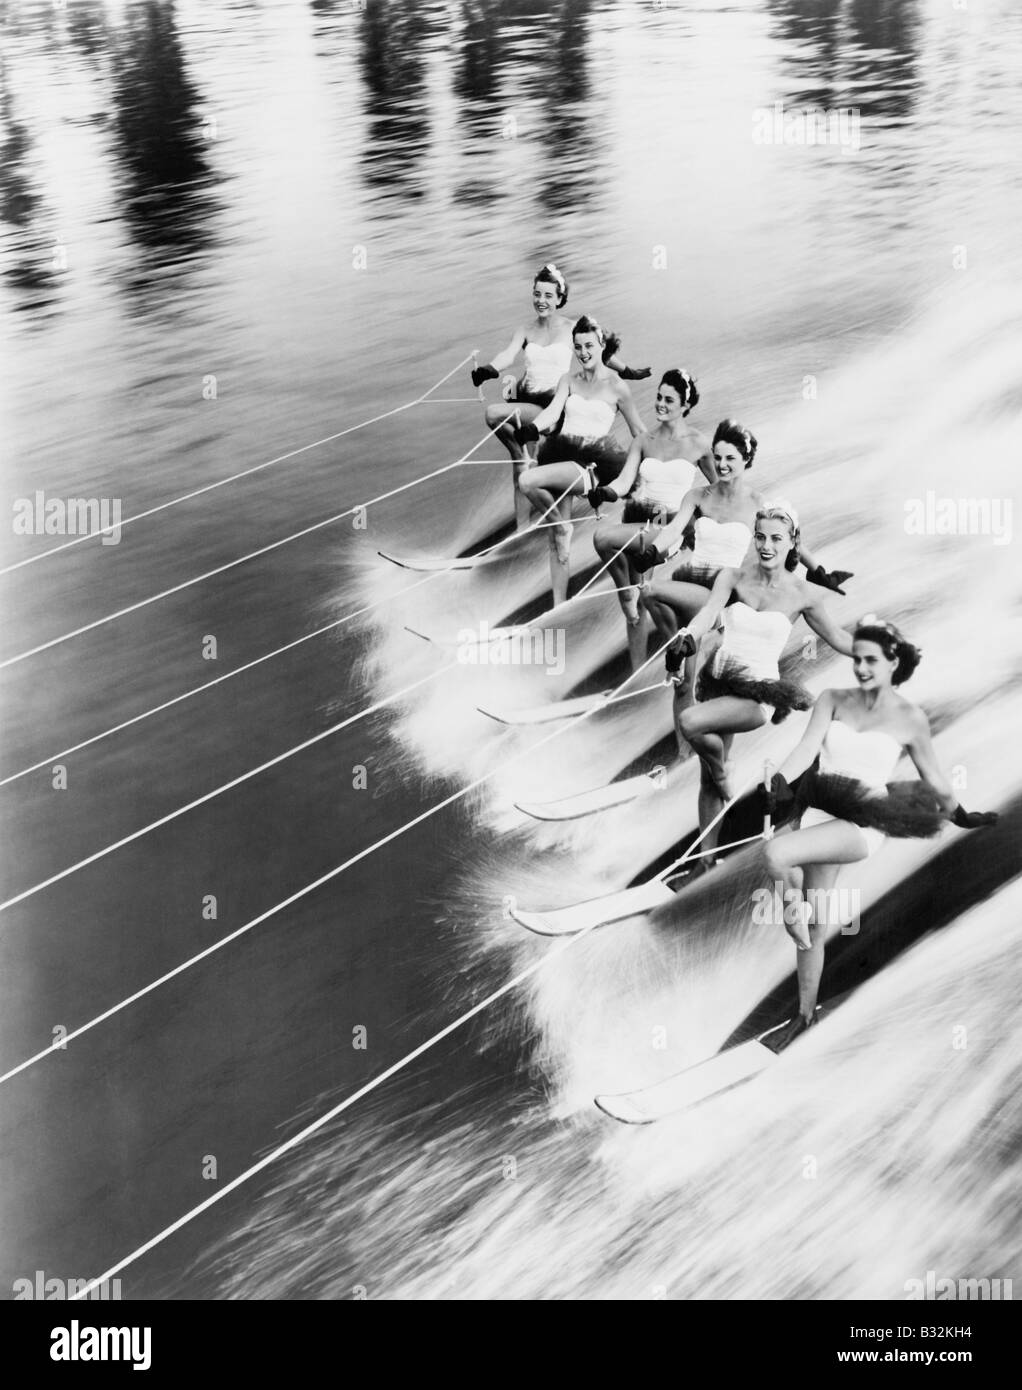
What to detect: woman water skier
<box><xmin>588</xmin><ymin>368</ymin><xmax>715</xmax><ymax>669</ymax></box>
<box><xmin>666</xmin><ymin>502</ymin><xmax>855</xmax><ymax>863</ymax></box>
<box><xmin>471</xmin><ymin>263</ymin><xmax>649</xmax><ymax>530</ymax></box>
<box><xmin>514</xmin><ymin>314</ymin><xmax>647</xmax><ymax>606</ymax></box>
<box><xmin>758</xmin><ymin>615</ymin><xmax>999</xmax><ymax>1050</ymax></box>
<box><xmin>631</xmin><ymin>420</ymin><xmax>852</xmax><ymax>697</ymax></box>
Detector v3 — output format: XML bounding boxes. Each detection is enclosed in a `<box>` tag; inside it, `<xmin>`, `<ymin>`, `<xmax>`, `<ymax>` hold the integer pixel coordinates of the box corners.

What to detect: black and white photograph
<box><xmin>1</xmin><ymin>0</ymin><xmax>1020</xmax><ymax>1339</ymax></box>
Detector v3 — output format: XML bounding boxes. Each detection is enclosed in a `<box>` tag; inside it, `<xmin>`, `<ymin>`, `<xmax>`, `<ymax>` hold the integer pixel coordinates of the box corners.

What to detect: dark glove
<box><xmin>665</xmin><ymin>630</ymin><xmax>697</xmax><ymax>674</ymax></box>
<box><xmin>617</xmin><ymin>364</ymin><xmax>652</xmax><ymax>380</ymax></box>
<box><xmin>768</xmin><ymin>772</ymin><xmax>797</xmax><ymax>821</ymax></box>
<box><xmin>951</xmin><ymin>804</ymin><xmax>998</xmax><ymax>829</ymax></box>
<box><xmin>516</xmin><ymin>420</ymin><xmax>540</xmax><ymax>444</ymax></box>
<box><xmin>752</xmin><ymin>772</ymin><xmax>797</xmax><ymax>827</ymax></box>
<box><xmin>471</xmin><ymin>363</ymin><xmax>499</xmax><ymax>388</ymax></box>
<box><xmin>631</xmin><ymin>544</ymin><xmax>665</xmax><ymax>574</ymax></box>
<box><xmin>601</xmin><ymin>332</ymin><xmax>622</xmax><ymax>364</ymax></box>
<box><xmin>587</xmin><ymin>485</ymin><xmax>618</xmax><ymax>510</ymax></box>
<box><xmin>806</xmin><ymin>564</ymin><xmax>854</xmax><ymax>596</ymax></box>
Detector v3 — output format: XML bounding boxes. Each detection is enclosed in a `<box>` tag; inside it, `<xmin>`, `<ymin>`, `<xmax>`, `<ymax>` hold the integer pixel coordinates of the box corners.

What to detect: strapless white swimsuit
<box><xmin>717</xmin><ymin>602</ymin><xmax>792</xmax><ymax>679</ymax></box>
<box><xmin>561</xmin><ymin>393</ymin><xmax>617</xmax><ymax>443</ymax></box>
<box><xmin>702</xmin><ymin>602</ymin><xmax>793</xmax><ymax>721</ymax></box>
<box><xmin>692</xmin><ymin>515</ymin><xmax>753</xmax><ymax>568</ymax></box>
<box><xmin>633</xmin><ymin>455</ymin><xmax>697</xmax><ymax>515</ymax></box>
<box><xmin>521</xmin><ymin>339</ymin><xmax>572</xmax><ymax>395</ymax></box>
<box><xmin>800</xmin><ymin>722</ymin><xmax>905</xmax><ymax>856</ymax></box>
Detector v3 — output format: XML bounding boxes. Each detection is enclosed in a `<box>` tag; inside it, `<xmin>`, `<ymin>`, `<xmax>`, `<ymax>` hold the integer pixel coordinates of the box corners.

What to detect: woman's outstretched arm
<box><xmin>903</xmin><ymin>707</ymin><xmax>959</xmax><ymax>816</ymax></box>
<box><xmin>683</xmin><ymin>567</ymin><xmax>739</xmax><ymax>645</ymax></box>
<box><xmin>776</xmin><ymin>690</ymin><xmax>835</xmax><ymax>784</ymax></box>
<box><xmin>529</xmin><ymin>374</ymin><xmax>572</xmax><ymax>434</ymax></box>
<box><xmin>801</xmin><ymin>589</ymin><xmax>855</xmax><ymax>657</ymax></box>
<box><xmin>614</xmin><ymin>378</ymin><xmax>646</xmax><ymax>438</ymax></box>
<box><xmin>488</xmin><ymin>327</ymin><xmax>527</xmax><ymax>373</ymax></box>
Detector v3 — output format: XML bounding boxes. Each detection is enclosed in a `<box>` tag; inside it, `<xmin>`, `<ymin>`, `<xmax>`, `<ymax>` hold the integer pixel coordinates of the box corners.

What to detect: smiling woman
<box><xmin>514</xmin><ymin>315</ymin><xmax>646</xmax><ymax>603</ymax></box>
<box><xmin>470</xmin><ymin>262</ymin><xmax>575</xmax><ymax>528</ymax></box>
<box><xmin>665</xmin><ymin>502</ymin><xmax>854</xmax><ymax>859</ymax></box>
<box><xmin>761</xmin><ymin>614</ymin><xmax>999</xmax><ymax>1047</ymax></box>
<box><xmin>590</xmin><ymin>366</ymin><xmax>714</xmax><ymax>668</ymax></box>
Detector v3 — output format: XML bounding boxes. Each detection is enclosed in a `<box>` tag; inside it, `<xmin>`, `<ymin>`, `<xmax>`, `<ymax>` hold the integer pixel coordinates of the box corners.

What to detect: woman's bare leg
<box><xmin>549</xmin><ymin>493</ymin><xmax>576</xmax><ymax>606</ymax></box>
<box><xmin>511</xmin><ymin>460</ymin><xmax>533</xmax><ymax>530</ymax></box>
<box><xmin>486</xmin><ymin>400</ymin><xmax>542</xmax><ymax>463</ymax></box>
<box><xmin>680</xmin><ymin>700</ymin><xmax>766</xmax><ymax>856</ymax></box>
<box><xmin>677</xmin><ymin>626</ymin><xmax>723</xmax><ymax>724</ymax></box>
<box><xmin>794</xmin><ymin>864</ymin><xmax>842</xmax><ymax>1017</ymax></box>
<box><xmin>593</xmin><ymin>521</ymin><xmax>640</xmax><ymax>595</ymax></box>
<box><xmin>594</xmin><ymin>523</ymin><xmax>651</xmax><ymax>668</ymax></box>
<box><xmin>485</xmin><ymin>401</ymin><xmax>544</xmax><ymax>532</ymax></box>
<box><xmin>763</xmin><ymin>823</ymin><xmax>868</xmax><ymax>960</ymax></box>
<box><xmin>517</xmin><ymin>462</ymin><xmax>583</xmax><ymax>606</ymax></box>
<box><xmin>643</xmin><ymin>575</ymin><xmax>712</xmax><ymax>646</ymax></box>
<box><xmin>625</xmin><ymin>607</ymin><xmax>650</xmax><ymax>671</ymax></box>
<box><xmin>517</xmin><ymin>460</ymin><xmax>579</xmax><ymax>527</ymax></box>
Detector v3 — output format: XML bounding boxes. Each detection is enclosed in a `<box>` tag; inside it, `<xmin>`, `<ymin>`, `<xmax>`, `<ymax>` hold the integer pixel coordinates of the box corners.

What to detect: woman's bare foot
<box><xmin>784</xmin><ymin>898</ymin><xmax>813</xmax><ymax>951</ymax></box>
<box><xmin>621</xmin><ymin>585</ymin><xmax>640</xmax><ymax>625</ymax></box>
<box><xmin>763</xmin><ymin>1009</ymin><xmax>816</xmax><ymax>1053</ymax></box>
<box><xmin>553</xmin><ymin>520</ymin><xmax>573</xmax><ymax>564</ymax></box>
<box><xmin>706</xmin><ymin>754</ymin><xmax>732</xmax><ymax>801</ymax></box>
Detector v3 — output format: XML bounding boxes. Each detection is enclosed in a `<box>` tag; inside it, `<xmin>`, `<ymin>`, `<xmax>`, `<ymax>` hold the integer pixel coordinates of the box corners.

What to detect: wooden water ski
<box><xmin>509</xmin><ymin>878</ymin><xmax>675</xmax><ymax>936</ymax></box>
<box><xmin>478</xmin><ymin>682</ymin><xmax>661</xmax><ymax>726</ymax></box>
<box><xmin>594</xmin><ymin>1006</ymin><xmax>830</xmax><ymax>1124</ymax></box>
<box><xmin>477</xmin><ymin>691</ymin><xmax>616</xmax><ymax>726</ymax></box>
<box><xmin>378</xmin><ymin>549</ymin><xmax>507</xmax><ymax>572</ymax></box>
<box><xmin>406</xmin><ymin>624</ymin><xmax>534</xmax><ymax>649</ymax></box>
<box><xmin>515</xmin><ymin>766</ymin><xmax>669</xmax><ymax>821</ymax></box>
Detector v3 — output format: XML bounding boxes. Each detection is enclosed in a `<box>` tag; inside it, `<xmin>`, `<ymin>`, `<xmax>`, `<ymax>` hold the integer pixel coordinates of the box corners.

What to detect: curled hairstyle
<box><xmin>853</xmin><ymin>615</ymin><xmax>922</xmax><ymax>686</ymax></box>
<box><xmin>660</xmin><ymin>368</ymin><xmax>699</xmax><ymax>413</ymax></box>
<box><xmin>535</xmin><ymin>262</ymin><xmax>569</xmax><ymax>306</ymax></box>
<box><xmin>755</xmin><ymin>502</ymin><xmax>801</xmax><ymax>571</ymax></box>
<box><xmin>572</xmin><ymin>313</ymin><xmax>606</xmax><ymax>345</ymax></box>
<box><xmin>713</xmin><ymin>418</ymin><xmax>757</xmax><ymax>466</ymax></box>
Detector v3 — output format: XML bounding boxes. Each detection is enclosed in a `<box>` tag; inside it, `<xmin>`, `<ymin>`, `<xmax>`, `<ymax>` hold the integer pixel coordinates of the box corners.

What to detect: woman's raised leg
<box><xmin>643</xmin><ymin>575</ymin><xmax>711</xmax><ymax>646</ymax></box>
<box><xmin>594</xmin><ymin>523</ymin><xmax>651</xmax><ymax>666</ymax></box>
<box><xmin>486</xmin><ymin>401</ymin><xmax>543</xmax><ymax>531</ymax></box>
<box><xmin>517</xmin><ymin>459</ymin><xmax>578</xmax><ymax>524</ymax></box>
<box><xmin>762</xmin><ymin>822</ymin><xmax>868</xmax><ymax>957</ymax></box>
<box><xmin>680</xmin><ymin>699</ymin><xmax>765</xmax><ymax>855</ymax></box>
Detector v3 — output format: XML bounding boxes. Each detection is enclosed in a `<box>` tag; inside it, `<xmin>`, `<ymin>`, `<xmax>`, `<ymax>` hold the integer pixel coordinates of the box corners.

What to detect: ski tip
<box><xmin>512</xmin><ymin>801</ymin><xmax>553</xmax><ymax>820</ymax></box>
<box><xmin>508</xmin><ymin>906</ymin><xmax>575</xmax><ymax>936</ymax></box>
<box><xmin>476</xmin><ymin>705</ymin><xmax>511</xmax><ymax>724</ymax></box>
<box><xmin>378</xmin><ymin>551</ymin><xmax>476</xmax><ymax>571</ymax></box>
<box><xmin>593</xmin><ymin>1093</ymin><xmax>657</xmax><ymax>1125</ymax></box>
<box><xmin>514</xmin><ymin>766</ymin><xmax>672</xmax><ymax>822</ymax></box>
